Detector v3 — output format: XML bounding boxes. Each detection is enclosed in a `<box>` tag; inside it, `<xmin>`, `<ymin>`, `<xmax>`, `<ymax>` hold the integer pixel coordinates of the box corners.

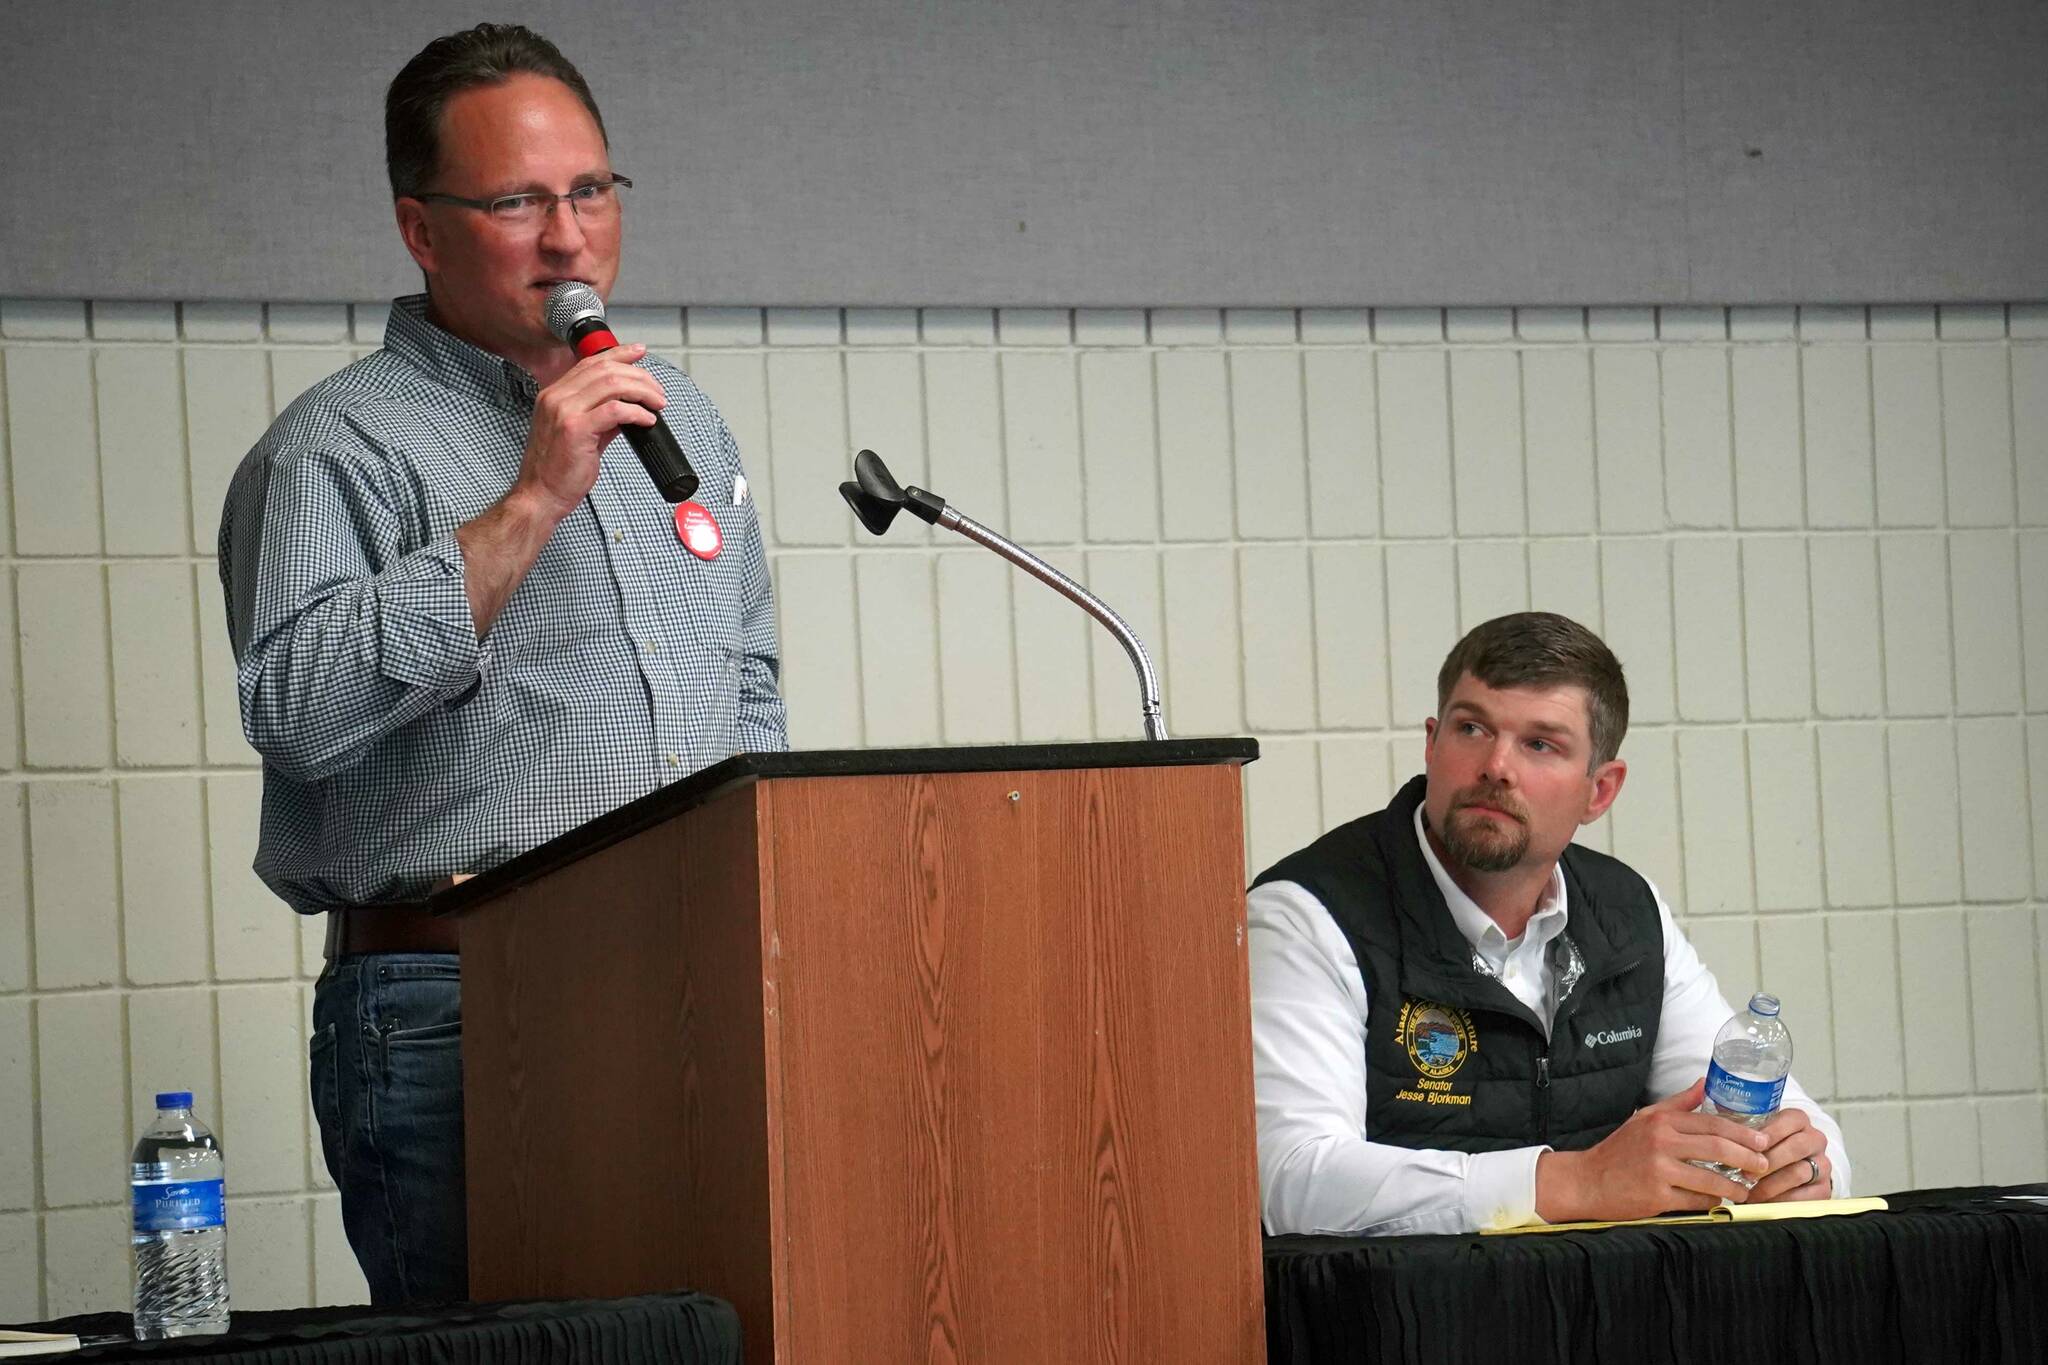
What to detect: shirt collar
<box><xmin>382</xmin><ymin>294</ymin><xmax>539</xmax><ymax>412</ymax></box>
<box><xmin>1410</xmin><ymin>801</ymin><xmax>1567</xmax><ymax>954</ymax></box>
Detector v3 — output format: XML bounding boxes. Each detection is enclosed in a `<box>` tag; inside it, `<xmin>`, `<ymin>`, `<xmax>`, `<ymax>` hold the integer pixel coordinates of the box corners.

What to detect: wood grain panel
<box><xmin>462</xmin><ymin>781</ymin><xmax>783</xmax><ymax>1356</ymax></box>
<box><xmin>463</xmin><ymin>757</ymin><xmax>1261</xmax><ymax>1362</ymax></box>
<box><xmin>762</xmin><ymin>764</ymin><xmax>1263</xmax><ymax>1362</ymax></box>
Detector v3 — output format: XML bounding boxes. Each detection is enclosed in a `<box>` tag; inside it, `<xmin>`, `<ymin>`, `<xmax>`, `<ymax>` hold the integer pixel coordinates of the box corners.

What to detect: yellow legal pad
<box><xmin>1484</xmin><ymin>1196</ymin><xmax>1888</xmax><ymax>1235</ymax></box>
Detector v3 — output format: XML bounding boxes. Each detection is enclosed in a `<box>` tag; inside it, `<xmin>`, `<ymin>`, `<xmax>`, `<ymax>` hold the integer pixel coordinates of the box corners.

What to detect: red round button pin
<box><xmin>675</xmin><ymin>501</ymin><xmax>723</xmax><ymax>560</ymax></box>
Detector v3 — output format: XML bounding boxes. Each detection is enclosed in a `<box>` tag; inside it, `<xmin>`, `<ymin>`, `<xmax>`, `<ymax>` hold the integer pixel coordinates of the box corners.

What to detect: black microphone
<box><xmin>543</xmin><ymin>282</ymin><xmax>700</xmax><ymax>503</ymax></box>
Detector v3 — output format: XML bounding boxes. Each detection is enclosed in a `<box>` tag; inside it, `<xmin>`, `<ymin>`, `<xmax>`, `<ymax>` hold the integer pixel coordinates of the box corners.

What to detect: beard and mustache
<box><xmin>1437</xmin><ymin>783</ymin><xmax>1533</xmax><ymax>873</ymax></box>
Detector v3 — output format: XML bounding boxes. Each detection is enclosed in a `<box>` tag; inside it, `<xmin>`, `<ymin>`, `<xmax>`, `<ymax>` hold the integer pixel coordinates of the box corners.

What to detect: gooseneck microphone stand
<box><xmin>839</xmin><ymin>450</ymin><xmax>1168</xmax><ymax>741</ymax></box>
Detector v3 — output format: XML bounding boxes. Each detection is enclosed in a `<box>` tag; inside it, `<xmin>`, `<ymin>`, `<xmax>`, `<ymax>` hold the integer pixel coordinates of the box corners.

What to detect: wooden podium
<box><xmin>440</xmin><ymin>740</ymin><xmax>1264</xmax><ymax>1363</ymax></box>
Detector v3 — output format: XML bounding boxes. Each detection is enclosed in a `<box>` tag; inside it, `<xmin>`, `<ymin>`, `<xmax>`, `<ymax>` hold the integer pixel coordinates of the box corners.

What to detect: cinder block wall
<box><xmin>2</xmin><ymin>299</ymin><xmax>2044</xmax><ymax>1317</ymax></box>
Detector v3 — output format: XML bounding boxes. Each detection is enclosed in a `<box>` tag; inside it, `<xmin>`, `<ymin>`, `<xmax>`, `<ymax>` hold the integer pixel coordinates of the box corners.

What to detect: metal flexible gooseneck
<box><xmin>937</xmin><ymin>506</ymin><xmax>1167</xmax><ymax>741</ymax></box>
<box><xmin>838</xmin><ymin>450</ymin><xmax>1168</xmax><ymax>741</ymax></box>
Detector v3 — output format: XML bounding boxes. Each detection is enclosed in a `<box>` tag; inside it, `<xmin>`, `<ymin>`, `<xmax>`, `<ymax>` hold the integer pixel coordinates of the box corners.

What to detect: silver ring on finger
<box><xmin>1804</xmin><ymin>1156</ymin><xmax>1821</xmax><ymax>1187</ymax></box>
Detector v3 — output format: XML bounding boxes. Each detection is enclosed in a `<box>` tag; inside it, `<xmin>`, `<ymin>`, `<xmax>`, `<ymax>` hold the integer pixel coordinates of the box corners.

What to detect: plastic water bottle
<box><xmin>1699</xmin><ymin>992</ymin><xmax>1793</xmax><ymax>1189</ymax></box>
<box><xmin>131</xmin><ymin>1091</ymin><xmax>230</xmax><ymax>1338</ymax></box>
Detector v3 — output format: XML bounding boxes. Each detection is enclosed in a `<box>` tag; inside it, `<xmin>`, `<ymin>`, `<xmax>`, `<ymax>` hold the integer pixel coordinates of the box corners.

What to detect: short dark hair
<box><xmin>1436</xmin><ymin>612</ymin><xmax>1629</xmax><ymax>767</ymax></box>
<box><xmin>385</xmin><ymin>23</ymin><xmax>608</xmax><ymax>198</ymax></box>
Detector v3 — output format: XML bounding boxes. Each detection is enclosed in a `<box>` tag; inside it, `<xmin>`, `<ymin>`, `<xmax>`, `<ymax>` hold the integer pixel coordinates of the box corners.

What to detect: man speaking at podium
<box><xmin>1249</xmin><ymin>613</ymin><xmax>1847</xmax><ymax>1236</ymax></box>
<box><xmin>217</xmin><ymin>25</ymin><xmax>786</xmax><ymax>1303</ymax></box>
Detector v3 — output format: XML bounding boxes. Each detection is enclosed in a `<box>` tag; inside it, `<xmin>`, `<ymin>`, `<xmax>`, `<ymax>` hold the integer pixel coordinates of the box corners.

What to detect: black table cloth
<box><xmin>1264</xmin><ymin>1184</ymin><xmax>2048</xmax><ymax>1364</ymax></box>
<box><xmin>15</xmin><ymin>1292</ymin><xmax>741</xmax><ymax>1364</ymax></box>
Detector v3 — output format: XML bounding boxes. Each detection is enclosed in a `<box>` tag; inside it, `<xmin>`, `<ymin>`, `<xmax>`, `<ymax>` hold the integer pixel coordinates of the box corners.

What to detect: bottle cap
<box><xmin>1748</xmin><ymin>993</ymin><xmax>1781</xmax><ymax>1017</ymax></box>
<box><xmin>155</xmin><ymin>1091</ymin><xmax>194</xmax><ymax>1110</ymax></box>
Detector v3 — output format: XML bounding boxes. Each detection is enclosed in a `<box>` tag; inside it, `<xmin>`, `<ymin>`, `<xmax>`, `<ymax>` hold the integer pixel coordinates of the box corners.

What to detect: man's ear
<box><xmin>1423</xmin><ymin>716</ymin><xmax>1439</xmax><ymax>761</ymax></box>
<box><xmin>1581</xmin><ymin>758</ymin><xmax>1627</xmax><ymax>824</ymax></box>
<box><xmin>395</xmin><ymin>199</ymin><xmax>438</xmax><ymax>274</ymax></box>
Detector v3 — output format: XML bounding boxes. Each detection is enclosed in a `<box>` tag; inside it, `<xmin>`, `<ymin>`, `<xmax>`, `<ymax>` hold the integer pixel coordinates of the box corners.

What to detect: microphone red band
<box><xmin>572</xmin><ymin>327</ymin><xmax>619</xmax><ymax>359</ymax></box>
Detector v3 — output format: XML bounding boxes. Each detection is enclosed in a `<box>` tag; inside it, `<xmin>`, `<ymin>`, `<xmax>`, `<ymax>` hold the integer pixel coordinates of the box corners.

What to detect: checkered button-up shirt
<box><xmin>218</xmin><ymin>295</ymin><xmax>788</xmax><ymax>912</ymax></box>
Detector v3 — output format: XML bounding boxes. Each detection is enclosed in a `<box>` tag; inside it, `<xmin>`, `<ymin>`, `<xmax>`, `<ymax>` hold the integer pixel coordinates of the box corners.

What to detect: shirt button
<box><xmin>613</xmin><ymin>530</ymin><xmax>624</xmax><ymax>544</ymax></box>
<box><xmin>665</xmin><ymin>753</ymin><xmax>679</xmax><ymax>767</ymax></box>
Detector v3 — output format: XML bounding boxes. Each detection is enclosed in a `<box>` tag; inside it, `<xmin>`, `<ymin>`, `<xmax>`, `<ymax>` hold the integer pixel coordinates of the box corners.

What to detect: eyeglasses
<box><xmin>412</xmin><ymin>175</ymin><xmax>632</xmax><ymax>228</ymax></box>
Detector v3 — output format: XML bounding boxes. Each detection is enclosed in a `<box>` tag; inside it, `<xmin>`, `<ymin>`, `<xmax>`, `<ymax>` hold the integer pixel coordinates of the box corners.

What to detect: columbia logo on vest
<box><xmin>1583</xmin><ymin>1025</ymin><xmax>1643</xmax><ymax>1048</ymax></box>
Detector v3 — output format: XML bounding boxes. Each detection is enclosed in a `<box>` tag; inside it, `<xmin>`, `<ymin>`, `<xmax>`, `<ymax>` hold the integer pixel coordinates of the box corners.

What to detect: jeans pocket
<box><xmin>307</xmin><ymin>1022</ymin><xmax>343</xmax><ymax>1187</ymax></box>
<box><xmin>372</xmin><ymin>958</ymin><xmax>461</xmax><ymax>1037</ymax></box>
<box><xmin>386</xmin><ymin>1019</ymin><xmax>461</xmax><ymax>1047</ymax></box>
<box><xmin>370</xmin><ymin>1018</ymin><xmax>464</xmax><ymax>1192</ymax></box>
<box><xmin>364</xmin><ymin>961</ymin><xmax>462</xmax><ymax>1147</ymax></box>
<box><xmin>381</xmin><ymin>1020</ymin><xmax>462</xmax><ymax>1122</ymax></box>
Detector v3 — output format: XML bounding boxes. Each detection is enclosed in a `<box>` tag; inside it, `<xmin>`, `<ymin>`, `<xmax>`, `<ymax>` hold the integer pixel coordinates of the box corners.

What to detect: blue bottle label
<box><xmin>132</xmin><ymin>1177</ymin><xmax>225</xmax><ymax>1233</ymax></box>
<box><xmin>1705</xmin><ymin>1060</ymin><xmax>1786</xmax><ymax>1117</ymax></box>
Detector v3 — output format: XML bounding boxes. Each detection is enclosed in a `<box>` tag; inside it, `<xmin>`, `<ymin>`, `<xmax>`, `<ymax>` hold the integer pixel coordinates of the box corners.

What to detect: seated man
<box><xmin>1249</xmin><ymin>611</ymin><xmax>1849</xmax><ymax>1235</ymax></box>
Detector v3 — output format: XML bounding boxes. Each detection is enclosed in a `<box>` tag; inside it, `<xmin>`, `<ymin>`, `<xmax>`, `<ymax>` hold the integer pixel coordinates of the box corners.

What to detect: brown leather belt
<box><xmin>324</xmin><ymin>903</ymin><xmax>460</xmax><ymax>957</ymax></box>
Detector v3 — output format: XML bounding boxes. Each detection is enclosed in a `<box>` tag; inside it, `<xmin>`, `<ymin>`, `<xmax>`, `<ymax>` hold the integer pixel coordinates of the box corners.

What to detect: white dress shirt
<box><xmin>1249</xmin><ymin>806</ymin><xmax>1851</xmax><ymax>1236</ymax></box>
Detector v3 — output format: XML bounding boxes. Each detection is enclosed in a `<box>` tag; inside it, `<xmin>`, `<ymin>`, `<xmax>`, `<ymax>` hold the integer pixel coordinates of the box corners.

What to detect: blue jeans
<box><xmin>309</xmin><ymin>954</ymin><xmax>467</xmax><ymax>1305</ymax></box>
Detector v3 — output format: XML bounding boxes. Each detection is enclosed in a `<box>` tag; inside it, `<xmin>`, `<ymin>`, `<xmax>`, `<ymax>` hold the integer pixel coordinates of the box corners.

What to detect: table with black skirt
<box><xmin>12</xmin><ymin>1291</ymin><xmax>741</xmax><ymax>1363</ymax></box>
<box><xmin>1263</xmin><ymin>1183</ymin><xmax>2048</xmax><ymax>1364</ymax></box>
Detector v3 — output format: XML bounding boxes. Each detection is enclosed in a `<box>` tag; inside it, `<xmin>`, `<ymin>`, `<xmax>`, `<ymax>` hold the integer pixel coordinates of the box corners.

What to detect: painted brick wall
<box><xmin>2</xmin><ymin>298</ymin><xmax>2044</xmax><ymax>1317</ymax></box>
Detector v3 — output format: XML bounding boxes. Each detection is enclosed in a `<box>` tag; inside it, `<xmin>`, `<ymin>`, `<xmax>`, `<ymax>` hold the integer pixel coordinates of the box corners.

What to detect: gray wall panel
<box><xmin>3</xmin><ymin>1</ymin><xmax>2041</xmax><ymax>304</ymax></box>
<box><xmin>1678</xmin><ymin>3</ymin><xmax>2047</xmax><ymax>302</ymax></box>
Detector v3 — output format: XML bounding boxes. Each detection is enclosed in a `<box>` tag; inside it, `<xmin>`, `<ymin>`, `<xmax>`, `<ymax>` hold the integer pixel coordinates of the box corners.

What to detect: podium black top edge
<box><xmin>434</xmin><ymin>737</ymin><xmax>1260</xmax><ymax>915</ymax></box>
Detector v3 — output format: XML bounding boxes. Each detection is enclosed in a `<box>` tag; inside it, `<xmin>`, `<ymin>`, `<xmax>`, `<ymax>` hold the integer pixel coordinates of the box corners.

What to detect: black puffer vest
<box><xmin>1253</xmin><ymin>776</ymin><xmax>1665</xmax><ymax>1153</ymax></box>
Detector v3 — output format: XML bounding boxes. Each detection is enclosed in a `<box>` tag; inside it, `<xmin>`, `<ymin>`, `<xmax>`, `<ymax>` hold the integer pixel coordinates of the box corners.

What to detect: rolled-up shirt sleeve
<box><xmin>1249</xmin><ymin>879</ymin><xmax>1550</xmax><ymax>1235</ymax></box>
<box><xmin>226</xmin><ymin>444</ymin><xmax>486</xmax><ymax>784</ymax></box>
